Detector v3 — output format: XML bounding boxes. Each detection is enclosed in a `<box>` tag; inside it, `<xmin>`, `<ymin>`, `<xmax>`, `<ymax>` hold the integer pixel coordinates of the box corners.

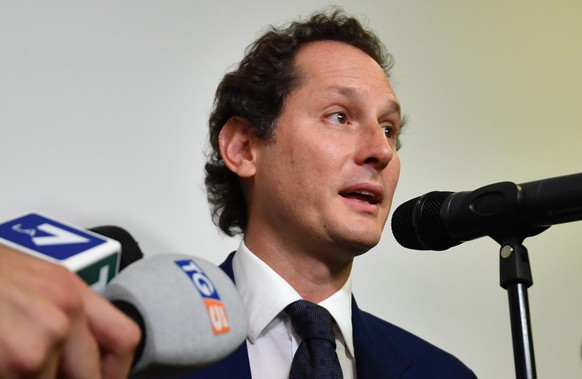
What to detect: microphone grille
<box><xmin>391</xmin><ymin>197</ymin><xmax>420</xmax><ymax>248</ymax></box>
<box><xmin>417</xmin><ymin>192</ymin><xmax>452</xmax><ymax>249</ymax></box>
<box><xmin>391</xmin><ymin>191</ymin><xmax>453</xmax><ymax>250</ymax></box>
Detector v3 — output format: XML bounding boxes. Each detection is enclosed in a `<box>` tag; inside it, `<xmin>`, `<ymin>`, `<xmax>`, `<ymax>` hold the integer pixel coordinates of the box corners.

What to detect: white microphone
<box><xmin>104</xmin><ymin>254</ymin><xmax>248</xmax><ymax>378</ymax></box>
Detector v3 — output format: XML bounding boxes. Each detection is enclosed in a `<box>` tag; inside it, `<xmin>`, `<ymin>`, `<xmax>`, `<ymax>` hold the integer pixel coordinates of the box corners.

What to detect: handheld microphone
<box><xmin>104</xmin><ymin>254</ymin><xmax>249</xmax><ymax>379</ymax></box>
<box><xmin>391</xmin><ymin>173</ymin><xmax>582</xmax><ymax>250</ymax></box>
<box><xmin>0</xmin><ymin>213</ymin><xmax>122</xmax><ymax>292</ymax></box>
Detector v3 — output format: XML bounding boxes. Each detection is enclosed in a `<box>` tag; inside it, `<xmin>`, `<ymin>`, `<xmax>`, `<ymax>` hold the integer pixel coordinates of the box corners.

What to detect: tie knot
<box><xmin>285</xmin><ymin>300</ymin><xmax>336</xmax><ymax>344</ymax></box>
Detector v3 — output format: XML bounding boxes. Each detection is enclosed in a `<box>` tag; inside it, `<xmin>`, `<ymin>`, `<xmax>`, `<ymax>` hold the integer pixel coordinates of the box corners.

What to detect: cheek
<box><xmin>293</xmin><ymin>142</ymin><xmax>343</xmax><ymax>185</ymax></box>
<box><xmin>272</xmin><ymin>144</ymin><xmax>335</xmax><ymax>210</ymax></box>
<box><xmin>383</xmin><ymin>155</ymin><xmax>401</xmax><ymax>204</ymax></box>
<box><xmin>389</xmin><ymin>154</ymin><xmax>401</xmax><ymax>185</ymax></box>
<box><xmin>281</xmin><ymin>136</ymin><xmax>322</xmax><ymax>171</ymax></box>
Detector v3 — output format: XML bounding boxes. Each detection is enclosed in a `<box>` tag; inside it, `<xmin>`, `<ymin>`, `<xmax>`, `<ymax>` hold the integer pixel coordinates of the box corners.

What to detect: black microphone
<box><xmin>89</xmin><ymin>225</ymin><xmax>144</xmax><ymax>270</ymax></box>
<box><xmin>391</xmin><ymin>173</ymin><xmax>582</xmax><ymax>250</ymax></box>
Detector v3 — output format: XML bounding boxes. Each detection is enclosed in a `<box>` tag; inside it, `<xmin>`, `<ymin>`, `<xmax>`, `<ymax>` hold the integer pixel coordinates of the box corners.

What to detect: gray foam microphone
<box><xmin>103</xmin><ymin>254</ymin><xmax>248</xmax><ymax>379</ymax></box>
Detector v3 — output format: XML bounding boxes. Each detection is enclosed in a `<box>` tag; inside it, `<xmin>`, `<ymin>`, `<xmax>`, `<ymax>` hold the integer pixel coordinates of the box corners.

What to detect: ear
<box><xmin>219</xmin><ymin>117</ymin><xmax>257</xmax><ymax>178</ymax></box>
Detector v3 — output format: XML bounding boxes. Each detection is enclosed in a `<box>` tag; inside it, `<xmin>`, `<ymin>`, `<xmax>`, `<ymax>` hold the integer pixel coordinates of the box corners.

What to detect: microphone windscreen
<box><xmin>104</xmin><ymin>254</ymin><xmax>248</xmax><ymax>378</ymax></box>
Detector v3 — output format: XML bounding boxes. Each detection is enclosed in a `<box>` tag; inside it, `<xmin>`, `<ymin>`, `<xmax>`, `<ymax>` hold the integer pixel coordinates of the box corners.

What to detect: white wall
<box><xmin>1</xmin><ymin>1</ymin><xmax>580</xmax><ymax>378</ymax></box>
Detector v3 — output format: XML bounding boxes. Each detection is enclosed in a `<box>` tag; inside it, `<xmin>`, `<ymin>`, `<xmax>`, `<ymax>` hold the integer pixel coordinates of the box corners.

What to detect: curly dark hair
<box><xmin>204</xmin><ymin>9</ymin><xmax>395</xmax><ymax>236</ymax></box>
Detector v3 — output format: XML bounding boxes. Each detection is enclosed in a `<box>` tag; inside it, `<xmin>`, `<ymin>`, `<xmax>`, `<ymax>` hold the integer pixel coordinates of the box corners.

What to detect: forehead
<box><xmin>292</xmin><ymin>40</ymin><xmax>397</xmax><ymax>103</ymax></box>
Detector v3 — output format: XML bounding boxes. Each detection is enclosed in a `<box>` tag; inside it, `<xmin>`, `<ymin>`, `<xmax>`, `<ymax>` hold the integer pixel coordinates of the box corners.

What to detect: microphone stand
<box><xmin>499</xmin><ymin>240</ymin><xmax>536</xmax><ymax>379</ymax></box>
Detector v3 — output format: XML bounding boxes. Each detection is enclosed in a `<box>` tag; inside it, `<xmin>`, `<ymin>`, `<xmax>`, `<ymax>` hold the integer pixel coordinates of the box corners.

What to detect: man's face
<box><xmin>246</xmin><ymin>40</ymin><xmax>402</xmax><ymax>262</ymax></box>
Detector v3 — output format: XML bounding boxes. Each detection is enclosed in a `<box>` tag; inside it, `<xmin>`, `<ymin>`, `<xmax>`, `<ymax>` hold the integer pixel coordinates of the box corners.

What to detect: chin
<box><xmin>324</xmin><ymin>217</ymin><xmax>384</xmax><ymax>254</ymax></box>
<box><xmin>335</xmin><ymin>232</ymin><xmax>381</xmax><ymax>257</ymax></box>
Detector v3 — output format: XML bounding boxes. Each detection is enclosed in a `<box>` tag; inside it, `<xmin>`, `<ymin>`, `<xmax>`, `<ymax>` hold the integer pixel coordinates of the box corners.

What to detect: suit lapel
<box><xmin>213</xmin><ymin>253</ymin><xmax>252</xmax><ymax>378</ymax></box>
<box><xmin>352</xmin><ymin>298</ymin><xmax>412</xmax><ymax>378</ymax></box>
<box><xmin>219</xmin><ymin>252</ymin><xmax>238</xmax><ymax>282</ymax></box>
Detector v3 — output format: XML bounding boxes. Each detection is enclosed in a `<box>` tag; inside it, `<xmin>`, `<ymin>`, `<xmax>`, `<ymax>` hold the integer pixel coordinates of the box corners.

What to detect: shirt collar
<box><xmin>232</xmin><ymin>240</ymin><xmax>355</xmax><ymax>358</ymax></box>
<box><xmin>319</xmin><ymin>275</ymin><xmax>354</xmax><ymax>359</ymax></box>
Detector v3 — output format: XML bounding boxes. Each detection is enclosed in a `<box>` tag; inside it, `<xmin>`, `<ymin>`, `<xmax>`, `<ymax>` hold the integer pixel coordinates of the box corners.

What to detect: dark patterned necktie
<box><xmin>285</xmin><ymin>300</ymin><xmax>344</xmax><ymax>379</ymax></box>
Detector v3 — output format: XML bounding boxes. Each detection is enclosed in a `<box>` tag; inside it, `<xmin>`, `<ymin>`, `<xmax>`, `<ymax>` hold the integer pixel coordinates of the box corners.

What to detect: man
<box><xmin>186</xmin><ymin>10</ymin><xmax>476</xmax><ymax>379</ymax></box>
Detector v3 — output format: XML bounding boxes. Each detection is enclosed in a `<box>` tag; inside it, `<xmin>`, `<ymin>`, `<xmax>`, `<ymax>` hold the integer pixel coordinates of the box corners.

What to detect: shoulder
<box><xmin>353</xmin><ymin>304</ymin><xmax>476</xmax><ymax>378</ymax></box>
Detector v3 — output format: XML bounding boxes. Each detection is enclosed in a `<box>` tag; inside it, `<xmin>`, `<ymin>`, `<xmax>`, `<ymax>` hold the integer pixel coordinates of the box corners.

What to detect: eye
<box><xmin>382</xmin><ymin>123</ymin><xmax>402</xmax><ymax>150</ymax></box>
<box><xmin>381</xmin><ymin>124</ymin><xmax>395</xmax><ymax>139</ymax></box>
<box><xmin>327</xmin><ymin>112</ymin><xmax>348</xmax><ymax>125</ymax></box>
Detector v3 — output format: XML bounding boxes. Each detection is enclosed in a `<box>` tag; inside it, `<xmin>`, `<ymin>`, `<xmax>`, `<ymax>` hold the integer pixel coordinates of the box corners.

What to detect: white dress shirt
<box><xmin>231</xmin><ymin>241</ymin><xmax>356</xmax><ymax>379</ymax></box>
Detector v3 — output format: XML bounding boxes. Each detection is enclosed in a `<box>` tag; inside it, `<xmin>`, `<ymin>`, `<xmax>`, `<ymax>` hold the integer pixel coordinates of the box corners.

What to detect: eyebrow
<box><xmin>330</xmin><ymin>86</ymin><xmax>403</xmax><ymax>121</ymax></box>
<box><xmin>331</xmin><ymin>85</ymin><xmax>400</xmax><ymax>110</ymax></box>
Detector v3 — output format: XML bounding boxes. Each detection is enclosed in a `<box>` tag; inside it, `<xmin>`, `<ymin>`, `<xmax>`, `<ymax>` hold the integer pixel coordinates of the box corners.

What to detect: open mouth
<box><xmin>340</xmin><ymin>190</ymin><xmax>381</xmax><ymax>205</ymax></box>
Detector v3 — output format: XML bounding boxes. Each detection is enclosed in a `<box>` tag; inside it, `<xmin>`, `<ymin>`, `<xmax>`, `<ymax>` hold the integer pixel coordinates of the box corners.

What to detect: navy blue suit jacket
<box><xmin>176</xmin><ymin>253</ymin><xmax>476</xmax><ymax>379</ymax></box>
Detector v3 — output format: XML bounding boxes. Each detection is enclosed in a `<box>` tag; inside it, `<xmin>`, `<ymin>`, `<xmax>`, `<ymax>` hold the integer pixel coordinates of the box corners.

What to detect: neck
<box><xmin>244</xmin><ymin>235</ymin><xmax>353</xmax><ymax>303</ymax></box>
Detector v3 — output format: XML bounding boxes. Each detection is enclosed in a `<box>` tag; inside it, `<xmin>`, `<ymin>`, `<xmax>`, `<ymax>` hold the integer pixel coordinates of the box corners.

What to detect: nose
<box><xmin>354</xmin><ymin>123</ymin><xmax>394</xmax><ymax>171</ymax></box>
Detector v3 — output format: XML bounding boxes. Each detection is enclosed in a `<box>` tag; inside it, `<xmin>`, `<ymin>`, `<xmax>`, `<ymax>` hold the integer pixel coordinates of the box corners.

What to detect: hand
<box><xmin>0</xmin><ymin>245</ymin><xmax>141</xmax><ymax>378</ymax></box>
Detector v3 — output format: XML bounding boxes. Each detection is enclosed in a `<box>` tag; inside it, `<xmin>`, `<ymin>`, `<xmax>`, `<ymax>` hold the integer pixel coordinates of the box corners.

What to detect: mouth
<box><xmin>339</xmin><ymin>185</ymin><xmax>383</xmax><ymax>205</ymax></box>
